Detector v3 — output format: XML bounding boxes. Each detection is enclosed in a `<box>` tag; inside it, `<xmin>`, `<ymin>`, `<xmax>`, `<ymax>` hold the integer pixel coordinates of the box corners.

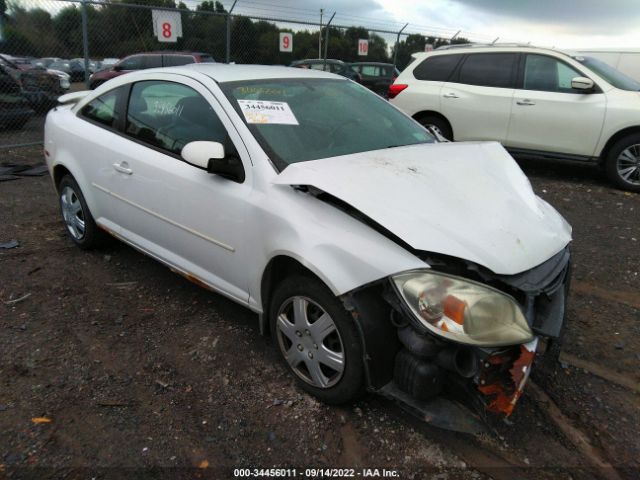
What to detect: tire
<box><xmin>57</xmin><ymin>175</ymin><xmax>106</xmax><ymax>249</ymax></box>
<box><xmin>604</xmin><ymin>133</ymin><xmax>640</xmax><ymax>192</ymax></box>
<box><xmin>416</xmin><ymin>115</ymin><xmax>453</xmax><ymax>141</ymax></box>
<box><xmin>269</xmin><ymin>274</ymin><xmax>365</xmax><ymax>404</ymax></box>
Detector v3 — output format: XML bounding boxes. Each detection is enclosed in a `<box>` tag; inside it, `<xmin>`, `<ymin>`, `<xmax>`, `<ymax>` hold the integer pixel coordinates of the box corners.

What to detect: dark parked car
<box><xmin>0</xmin><ymin>66</ymin><xmax>34</xmax><ymax>129</ymax></box>
<box><xmin>290</xmin><ymin>59</ymin><xmax>362</xmax><ymax>82</ymax></box>
<box><xmin>0</xmin><ymin>55</ymin><xmax>66</xmax><ymax>113</ymax></box>
<box><xmin>89</xmin><ymin>51</ymin><xmax>215</xmax><ymax>89</ymax></box>
<box><xmin>350</xmin><ymin>62</ymin><xmax>400</xmax><ymax>96</ymax></box>
<box><xmin>49</xmin><ymin>59</ymin><xmax>87</xmax><ymax>83</ymax></box>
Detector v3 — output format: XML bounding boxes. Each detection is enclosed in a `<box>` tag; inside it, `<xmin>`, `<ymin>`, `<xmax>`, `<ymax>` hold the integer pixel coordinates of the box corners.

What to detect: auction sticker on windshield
<box><xmin>237</xmin><ymin>100</ymin><xmax>299</xmax><ymax>125</ymax></box>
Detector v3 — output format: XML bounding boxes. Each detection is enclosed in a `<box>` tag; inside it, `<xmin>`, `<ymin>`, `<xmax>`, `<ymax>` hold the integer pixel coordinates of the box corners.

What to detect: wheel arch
<box><xmin>412</xmin><ymin>110</ymin><xmax>454</xmax><ymax>140</ymax></box>
<box><xmin>599</xmin><ymin>126</ymin><xmax>640</xmax><ymax>163</ymax></box>
<box><xmin>52</xmin><ymin>164</ymin><xmax>72</xmax><ymax>191</ymax></box>
<box><xmin>259</xmin><ymin>254</ymin><xmax>333</xmax><ymax>336</ymax></box>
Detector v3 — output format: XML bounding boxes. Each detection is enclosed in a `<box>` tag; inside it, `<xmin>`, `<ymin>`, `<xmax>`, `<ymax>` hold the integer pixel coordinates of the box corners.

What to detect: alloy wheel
<box><xmin>275</xmin><ymin>296</ymin><xmax>345</xmax><ymax>389</ymax></box>
<box><xmin>60</xmin><ymin>186</ymin><xmax>86</xmax><ymax>240</ymax></box>
<box><xmin>617</xmin><ymin>144</ymin><xmax>640</xmax><ymax>186</ymax></box>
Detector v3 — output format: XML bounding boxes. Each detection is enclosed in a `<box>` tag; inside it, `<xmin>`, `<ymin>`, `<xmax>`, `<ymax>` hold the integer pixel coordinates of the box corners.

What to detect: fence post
<box><xmin>81</xmin><ymin>0</ymin><xmax>90</xmax><ymax>87</ymax></box>
<box><xmin>322</xmin><ymin>12</ymin><xmax>335</xmax><ymax>71</ymax></box>
<box><xmin>391</xmin><ymin>23</ymin><xmax>408</xmax><ymax>84</ymax></box>
<box><xmin>226</xmin><ymin>0</ymin><xmax>239</xmax><ymax>63</ymax></box>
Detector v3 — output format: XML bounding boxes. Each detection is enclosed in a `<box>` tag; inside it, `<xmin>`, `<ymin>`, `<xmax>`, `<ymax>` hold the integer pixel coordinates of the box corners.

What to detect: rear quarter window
<box><xmin>413</xmin><ymin>54</ymin><xmax>462</xmax><ymax>81</ymax></box>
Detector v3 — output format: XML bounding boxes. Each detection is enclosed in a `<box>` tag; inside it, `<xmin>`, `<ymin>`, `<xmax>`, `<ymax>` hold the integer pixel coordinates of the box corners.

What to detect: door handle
<box><xmin>443</xmin><ymin>92</ymin><xmax>459</xmax><ymax>99</ymax></box>
<box><xmin>112</xmin><ymin>162</ymin><xmax>133</xmax><ymax>175</ymax></box>
<box><xmin>516</xmin><ymin>99</ymin><xmax>536</xmax><ymax>106</ymax></box>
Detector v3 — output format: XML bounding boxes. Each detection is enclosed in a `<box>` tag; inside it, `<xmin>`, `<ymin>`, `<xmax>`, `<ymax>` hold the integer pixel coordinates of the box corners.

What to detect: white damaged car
<box><xmin>45</xmin><ymin>65</ymin><xmax>572</xmax><ymax>430</ymax></box>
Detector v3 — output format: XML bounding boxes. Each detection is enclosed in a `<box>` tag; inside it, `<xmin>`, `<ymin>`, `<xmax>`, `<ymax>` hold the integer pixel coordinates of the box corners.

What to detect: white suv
<box><xmin>389</xmin><ymin>44</ymin><xmax>640</xmax><ymax>191</ymax></box>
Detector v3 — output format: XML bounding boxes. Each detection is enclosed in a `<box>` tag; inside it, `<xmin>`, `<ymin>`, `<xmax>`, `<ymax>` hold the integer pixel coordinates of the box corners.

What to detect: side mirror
<box><xmin>571</xmin><ymin>76</ymin><xmax>594</xmax><ymax>91</ymax></box>
<box><xmin>181</xmin><ymin>141</ymin><xmax>245</xmax><ymax>183</ymax></box>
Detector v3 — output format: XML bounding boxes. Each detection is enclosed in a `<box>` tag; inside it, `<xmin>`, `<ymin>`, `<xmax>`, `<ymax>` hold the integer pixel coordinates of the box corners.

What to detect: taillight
<box><xmin>388</xmin><ymin>83</ymin><xmax>408</xmax><ymax>99</ymax></box>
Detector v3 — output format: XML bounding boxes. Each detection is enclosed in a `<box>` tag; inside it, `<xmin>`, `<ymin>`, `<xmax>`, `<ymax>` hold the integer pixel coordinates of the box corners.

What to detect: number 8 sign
<box><xmin>152</xmin><ymin>10</ymin><xmax>182</xmax><ymax>43</ymax></box>
<box><xmin>279</xmin><ymin>32</ymin><xmax>293</xmax><ymax>52</ymax></box>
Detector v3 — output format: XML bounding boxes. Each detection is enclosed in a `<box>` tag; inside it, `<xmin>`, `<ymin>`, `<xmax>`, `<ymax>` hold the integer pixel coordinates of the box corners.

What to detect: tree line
<box><xmin>1</xmin><ymin>0</ymin><xmax>469</xmax><ymax>70</ymax></box>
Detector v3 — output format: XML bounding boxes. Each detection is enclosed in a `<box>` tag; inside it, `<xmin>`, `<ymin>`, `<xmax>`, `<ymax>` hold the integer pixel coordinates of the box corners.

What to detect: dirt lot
<box><xmin>1</xmin><ymin>147</ymin><xmax>639</xmax><ymax>479</ymax></box>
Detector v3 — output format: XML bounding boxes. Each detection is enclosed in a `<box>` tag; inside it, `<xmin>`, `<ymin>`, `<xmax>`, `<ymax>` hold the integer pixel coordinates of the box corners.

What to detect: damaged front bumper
<box><xmin>342</xmin><ymin>246</ymin><xmax>571</xmax><ymax>433</ymax></box>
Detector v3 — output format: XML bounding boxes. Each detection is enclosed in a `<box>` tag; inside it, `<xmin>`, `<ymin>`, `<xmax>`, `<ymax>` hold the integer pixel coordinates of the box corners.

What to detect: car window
<box><xmin>118</xmin><ymin>56</ymin><xmax>143</xmax><ymax>70</ymax></box>
<box><xmin>574</xmin><ymin>55</ymin><xmax>640</xmax><ymax>91</ymax></box>
<box><xmin>523</xmin><ymin>54</ymin><xmax>584</xmax><ymax>93</ymax></box>
<box><xmin>457</xmin><ymin>53</ymin><xmax>517</xmax><ymax>88</ymax></box>
<box><xmin>413</xmin><ymin>54</ymin><xmax>461</xmax><ymax>81</ymax></box>
<box><xmin>163</xmin><ymin>55</ymin><xmax>195</xmax><ymax>67</ymax></box>
<box><xmin>221</xmin><ymin>78</ymin><xmax>435</xmax><ymax>170</ymax></box>
<box><xmin>361</xmin><ymin>65</ymin><xmax>380</xmax><ymax>76</ymax></box>
<box><xmin>80</xmin><ymin>87</ymin><xmax>124</xmax><ymax>129</ymax></box>
<box><xmin>199</xmin><ymin>55</ymin><xmax>215</xmax><ymax>63</ymax></box>
<box><xmin>125</xmin><ymin>80</ymin><xmax>228</xmax><ymax>156</ymax></box>
<box><xmin>309</xmin><ymin>63</ymin><xmax>326</xmax><ymax>71</ymax></box>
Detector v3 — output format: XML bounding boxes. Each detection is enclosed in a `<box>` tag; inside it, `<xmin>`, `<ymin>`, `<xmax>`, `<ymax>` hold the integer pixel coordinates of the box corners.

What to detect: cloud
<box><xmin>449</xmin><ymin>0</ymin><xmax>640</xmax><ymax>34</ymax></box>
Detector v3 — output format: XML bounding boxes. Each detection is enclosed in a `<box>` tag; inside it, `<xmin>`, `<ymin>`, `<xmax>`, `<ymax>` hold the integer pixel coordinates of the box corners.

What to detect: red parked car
<box><xmin>89</xmin><ymin>51</ymin><xmax>215</xmax><ymax>89</ymax></box>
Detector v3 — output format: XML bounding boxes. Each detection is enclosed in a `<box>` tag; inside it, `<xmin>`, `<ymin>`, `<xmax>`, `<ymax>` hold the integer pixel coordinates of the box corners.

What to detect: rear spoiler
<box><xmin>57</xmin><ymin>90</ymin><xmax>91</xmax><ymax>106</ymax></box>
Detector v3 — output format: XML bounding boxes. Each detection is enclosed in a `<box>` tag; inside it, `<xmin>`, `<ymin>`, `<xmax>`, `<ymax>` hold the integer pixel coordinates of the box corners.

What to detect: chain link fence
<box><xmin>0</xmin><ymin>0</ymin><xmax>471</xmax><ymax>150</ymax></box>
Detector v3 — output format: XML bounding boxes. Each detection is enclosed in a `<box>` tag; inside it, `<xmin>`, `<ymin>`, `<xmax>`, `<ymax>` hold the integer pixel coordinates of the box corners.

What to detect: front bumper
<box><xmin>343</xmin><ymin>245</ymin><xmax>571</xmax><ymax>432</ymax></box>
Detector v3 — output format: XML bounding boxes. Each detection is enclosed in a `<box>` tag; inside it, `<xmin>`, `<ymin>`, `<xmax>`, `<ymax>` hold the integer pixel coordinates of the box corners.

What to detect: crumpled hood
<box><xmin>273</xmin><ymin>141</ymin><xmax>572</xmax><ymax>275</ymax></box>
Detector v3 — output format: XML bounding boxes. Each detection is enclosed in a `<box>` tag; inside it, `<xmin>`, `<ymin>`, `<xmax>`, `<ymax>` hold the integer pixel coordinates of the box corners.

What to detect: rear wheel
<box><xmin>604</xmin><ymin>133</ymin><xmax>640</xmax><ymax>192</ymax></box>
<box><xmin>58</xmin><ymin>175</ymin><xmax>106</xmax><ymax>249</ymax></box>
<box><xmin>270</xmin><ymin>275</ymin><xmax>365</xmax><ymax>404</ymax></box>
<box><xmin>416</xmin><ymin>115</ymin><xmax>453</xmax><ymax>141</ymax></box>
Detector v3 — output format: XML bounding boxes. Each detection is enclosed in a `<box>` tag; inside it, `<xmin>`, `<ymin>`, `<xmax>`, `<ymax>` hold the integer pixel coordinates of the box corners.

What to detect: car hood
<box><xmin>273</xmin><ymin>141</ymin><xmax>572</xmax><ymax>275</ymax></box>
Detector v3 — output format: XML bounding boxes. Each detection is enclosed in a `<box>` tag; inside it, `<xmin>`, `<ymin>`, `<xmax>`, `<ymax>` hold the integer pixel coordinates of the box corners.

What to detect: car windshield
<box><xmin>220</xmin><ymin>78</ymin><xmax>434</xmax><ymax>170</ymax></box>
<box><xmin>574</xmin><ymin>55</ymin><xmax>640</xmax><ymax>91</ymax></box>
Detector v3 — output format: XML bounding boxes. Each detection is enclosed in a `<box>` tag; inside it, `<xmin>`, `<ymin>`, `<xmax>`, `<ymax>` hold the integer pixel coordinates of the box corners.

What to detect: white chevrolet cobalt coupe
<box><xmin>45</xmin><ymin>64</ymin><xmax>572</xmax><ymax>428</ymax></box>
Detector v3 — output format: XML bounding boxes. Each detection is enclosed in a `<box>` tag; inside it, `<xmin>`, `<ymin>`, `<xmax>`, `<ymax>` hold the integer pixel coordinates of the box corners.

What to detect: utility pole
<box><xmin>318</xmin><ymin>9</ymin><xmax>323</xmax><ymax>59</ymax></box>
<box><xmin>322</xmin><ymin>12</ymin><xmax>335</xmax><ymax>70</ymax></box>
<box><xmin>226</xmin><ymin>0</ymin><xmax>239</xmax><ymax>63</ymax></box>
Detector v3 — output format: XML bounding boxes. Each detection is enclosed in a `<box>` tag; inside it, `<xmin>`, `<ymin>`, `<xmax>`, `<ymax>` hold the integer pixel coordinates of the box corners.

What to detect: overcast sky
<box><xmin>224</xmin><ymin>0</ymin><xmax>640</xmax><ymax>48</ymax></box>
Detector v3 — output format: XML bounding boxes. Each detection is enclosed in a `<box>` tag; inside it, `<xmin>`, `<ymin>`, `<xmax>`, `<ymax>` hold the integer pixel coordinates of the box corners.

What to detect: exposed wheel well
<box><xmin>600</xmin><ymin>126</ymin><xmax>640</xmax><ymax>163</ymax></box>
<box><xmin>412</xmin><ymin>111</ymin><xmax>454</xmax><ymax>140</ymax></box>
<box><xmin>259</xmin><ymin>255</ymin><xmax>321</xmax><ymax>335</ymax></box>
<box><xmin>52</xmin><ymin>165</ymin><xmax>71</xmax><ymax>191</ymax></box>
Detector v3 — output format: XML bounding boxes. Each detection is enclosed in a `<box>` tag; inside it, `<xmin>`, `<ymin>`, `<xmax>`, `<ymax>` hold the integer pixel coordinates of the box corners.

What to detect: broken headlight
<box><xmin>392</xmin><ymin>270</ymin><xmax>533</xmax><ymax>347</ymax></box>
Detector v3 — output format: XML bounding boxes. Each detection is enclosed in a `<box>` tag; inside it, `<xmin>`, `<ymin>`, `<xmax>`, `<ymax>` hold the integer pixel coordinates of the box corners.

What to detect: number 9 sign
<box><xmin>279</xmin><ymin>32</ymin><xmax>293</xmax><ymax>53</ymax></box>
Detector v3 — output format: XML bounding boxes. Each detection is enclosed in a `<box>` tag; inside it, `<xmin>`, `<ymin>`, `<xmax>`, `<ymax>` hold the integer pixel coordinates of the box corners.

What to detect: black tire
<box><xmin>57</xmin><ymin>175</ymin><xmax>107</xmax><ymax>249</ymax></box>
<box><xmin>269</xmin><ymin>274</ymin><xmax>365</xmax><ymax>404</ymax></box>
<box><xmin>604</xmin><ymin>133</ymin><xmax>640</xmax><ymax>192</ymax></box>
<box><xmin>416</xmin><ymin>115</ymin><xmax>453</xmax><ymax>141</ymax></box>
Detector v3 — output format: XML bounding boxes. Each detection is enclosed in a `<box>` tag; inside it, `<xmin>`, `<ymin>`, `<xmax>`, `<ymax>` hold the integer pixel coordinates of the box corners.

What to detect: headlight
<box><xmin>392</xmin><ymin>270</ymin><xmax>533</xmax><ymax>347</ymax></box>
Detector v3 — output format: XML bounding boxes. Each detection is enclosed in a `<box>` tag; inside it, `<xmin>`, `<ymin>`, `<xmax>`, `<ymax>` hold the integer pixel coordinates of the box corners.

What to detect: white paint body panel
<box><xmin>45</xmin><ymin>65</ymin><xmax>571</xmax><ymax>315</ymax></box>
<box><xmin>274</xmin><ymin>142</ymin><xmax>572</xmax><ymax>275</ymax></box>
<box><xmin>391</xmin><ymin>47</ymin><xmax>640</xmax><ymax>158</ymax></box>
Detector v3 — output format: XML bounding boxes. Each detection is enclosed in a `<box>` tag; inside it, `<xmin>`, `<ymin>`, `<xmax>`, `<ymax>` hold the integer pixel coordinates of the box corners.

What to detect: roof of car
<box><xmin>291</xmin><ymin>59</ymin><xmax>344</xmax><ymax>64</ymax></box>
<box><xmin>350</xmin><ymin>62</ymin><xmax>394</xmax><ymax>66</ymax></box>
<box><xmin>177</xmin><ymin>63</ymin><xmax>339</xmax><ymax>82</ymax></box>
<box><xmin>413</xmin><ymin>44</ymin><xmax>573</xmax><ymax>60</ymax></box>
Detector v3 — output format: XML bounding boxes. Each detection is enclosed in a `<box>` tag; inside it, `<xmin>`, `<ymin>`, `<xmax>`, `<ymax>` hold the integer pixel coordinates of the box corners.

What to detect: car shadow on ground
<box><xmin>515</xmin><ymin>157</ymin><xmax>605</xmax><ymax>188</ymax></box>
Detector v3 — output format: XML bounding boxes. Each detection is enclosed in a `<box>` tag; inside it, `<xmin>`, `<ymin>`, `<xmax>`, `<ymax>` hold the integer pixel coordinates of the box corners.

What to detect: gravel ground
<box><xmin>1</xmin><ymin>147</ymin><xmax>638</xmax><ymax>479</ymax></box>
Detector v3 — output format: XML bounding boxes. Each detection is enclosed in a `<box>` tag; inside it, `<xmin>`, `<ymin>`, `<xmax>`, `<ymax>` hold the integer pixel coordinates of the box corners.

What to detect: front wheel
<box><xmin>604</xmin><ymin>134</ymin><xmax>640</xmax><ymax>192</ymax></box>
<box><xmin>58</xmin><ymin>175</ymin><xmax>106</xmax><ymax>249</ymax></box>
<box><xmin>270</xmin><ymin>275</ymin><xmax>365</xmax><ymax>404</ymax></box>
